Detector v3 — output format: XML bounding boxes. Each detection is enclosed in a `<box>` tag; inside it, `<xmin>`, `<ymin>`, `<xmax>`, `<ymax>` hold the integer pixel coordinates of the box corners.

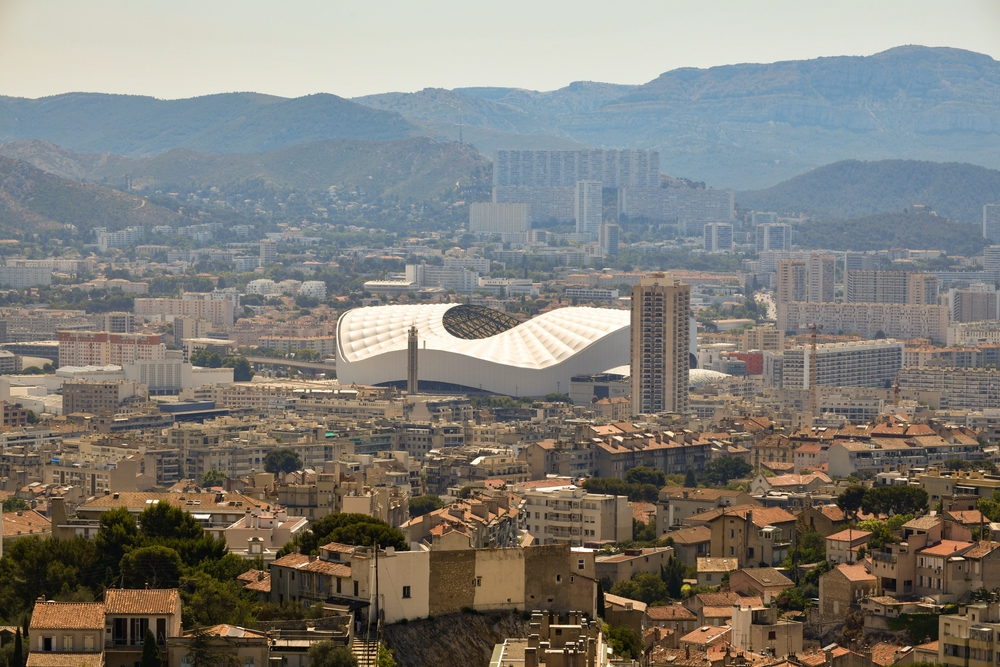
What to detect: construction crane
<box><xmin>893</xmin><ymin>374</ymin><xmax>900</xmax><ymax>407</ymax></box>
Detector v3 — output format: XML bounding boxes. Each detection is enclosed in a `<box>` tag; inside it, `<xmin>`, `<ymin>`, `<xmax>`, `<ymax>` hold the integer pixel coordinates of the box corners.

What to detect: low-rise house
<box><xmin>3</xmin><ymin>508</ymin><xmax>51</xmax><ymax>545</ymax></box>
<box><xmin>748</xmin><ymin>473</ymin><xmax>831</xmax><ymax>496</ymax></box>
<box><xmin>696</xmin><ymin>557</ymin><xmax>738</xmax><ymax>587</ymax></box>
<box><xmin>683</xmin><ymin>592</ymin><xmax>761</xmax><ymax>627</ymax></box>
<box><xmin>603</xmin><ymin>593</ymin><xmax>647</xmax><ymax>636</ymax></box>
<box><xmin>657</xmin><ymin>487</ymin><xmax>755</xmax><ymax>534</ymax></box>
<box><xmin>731</xmin><ymin>603</ymin><xmax>803</xmax><ymax>658</ymax></box>
<box><xmin>798</xmin><ymin>505</ymin><xmax>849</xmax><ymax>536</ymax></box>
<box><xmin>399</xmin><ymin>495</ymin><xmax>520</xmax><ymax>549</ymax></box>
<box><xmin>167</xmin><ymin>625</ymin><xmax>269</xmax><ymax>667</ymax></box>
<box><xmin>728</xmin><ymin>567</ymin><xmax>793</xmax><ymax>601</ymax></box>
<box><xmin>664</xmin><ymin>526</ymin><xmax>712</xmax><ymax>564</ymax></box>
<box><xmin>28</xmin><ymin>602</ymin><xmax>105</xmax><ymax>667</ymax></box>
<box><xmin>826</xmin><ymin>529</ymin><xmax>872</xmax><ymax>564</ymax></box>
<box><xmin>914</xmin><ymin>539</ymin><xmax>974</xmax><ymax>602</ymax></box>
<box><xmin>595</xmin><ymin>547</ymin><xmax>675</xmax><ymax>586</ymax></box>
<box><xmin>645</xmin><ymin>605</ymin><xmax>697</xmax><ymax>637</ymax></box>
<box><xmin>688</xmin><ymin>504</ymin><xmax>797</xmax><ymax>568</ymax></box>
<box><xmin>817</xmin><ymin>563</ymin><xmax>877</xmax><ymax>633</ymax></box>
<box><xmin>678</xmin><ymin>625</ymin><xmax>730</xmax><ymax>652</ymax></box>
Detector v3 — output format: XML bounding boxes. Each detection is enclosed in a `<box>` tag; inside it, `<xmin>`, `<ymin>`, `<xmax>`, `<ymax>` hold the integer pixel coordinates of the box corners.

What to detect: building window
<box><xmin>244</xmin><ymin>659</ymin><xmax>255</xmax><ymax>667</ymax></box>
<box><xmin>578</xmin><ymin>559</ymin><xmax>585</xmax><ymax>570</ymax></box>
<box><xmin>182</xmin><ymin>657</ymin><xmax>192</xmax><ymax>667</ymax></box>
<box><xmin>768</xmin><ymin>631</ymin><xmax>777</xmax><ymax>640</ymax></box>
<box><xmin>63</xmin><ymin>636</ymin><xmax>73</xmax><ymax>651</ymax></box>
<box><xmin>84</xmin><ymin>636</ymin><xmax>94</xmax><ymax>651</ymax></box>
<box><xmin>403</xmin><ymin>586</ymin><xmax>411</xmax><ymax>599</ymax></box>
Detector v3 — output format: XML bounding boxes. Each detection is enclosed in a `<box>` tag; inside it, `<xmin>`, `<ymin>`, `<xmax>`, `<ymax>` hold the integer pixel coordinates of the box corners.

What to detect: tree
<box><xmin>661</xmin><ymin>556</ymin><xmax>688</xmax><ymax>599</ymax></box>
<box><xmin>189</xmin><ymin>349</ymin><xmax>222</xmax><ymax>368</ymax></box>
<box><xmin>701</xmin><ymin>457</ymin><xmax>752</xmax><ymax>486</ymax></box>
<box><xmin>605</xmin><ymin>624</ymin><xmax>643</xmax><ymax>661</ymax></box>
<box><xmin>95</xmin><ymin>506</ymin><xmax>141</xmax><ymax>575</ymax></box>
<box><xmin>281</xmin><ymin>513</ymin><xmax>408</xmax><ymax>556</ymax></box>
<box><xmin>684</xmin><ymin>470</ymin><xmax>697</xmax><ymax>488</ymax></box>
<box><xmin>222</xmin><ymin>356</ymin><xmax>255</xmax><ymax>382</ymax></box>
<box><xmin>837</xmin><ymin>485</ymin><xmax>866</xmax><ymax>520</ymax></box>
<box><xmin>633</xmin><ymin>518</ymin><xmax>657</xmax><ymax>542</ymax></box>
<box><xmin>596</xmin><ymin>579</ymin><xmax>606</xmax><ymax>618</ymax></box>
<box><xmin>376</xmin><ymin>646</ymin><xmax>396</xmax><ymax>667</ymax></box>
<box><xmin>609</xmin><ymin>572</ymin><xmax>667</xmax><ymax>605</ymax></box>
<box><xmin>2</xmin><ymin>496</ymin><xmax>30</xmax><ymax>513</ymax></box>
<box><xmin>857</xmin><ymin>518</ymin><xmax>895</xmax><ymax>550</ymax></box>
<box><xmin>201</xmin><ymin>469</ymin><xmax>227</xmax><ymax>487</ymax></box>
<box><xmin>179</xmin><ymin>572</ymin><xmax>257</xmax><ymax>628</ymax></box>
<box><xmin>121</xmin><ymin>545</ymin><xmax>184</xmax><ymax>589</ymax></box>
<box><xmin>307</xmin><ymin>641</ymin><xmax>358</xmax><ymax>667</ymax></box>
<box><xmin>140</xmin><ymin>628</ymin><xmax>161</xmax><ymax>667</ymax></box>
<box><xmin>862</xmin><ymin>486</ymin><xmax>928</xmax><ymax>517</ymax></box>
<box><xmin>408</xmin><ymin>495</ymin><xmax>445</xmax><ymax>518</ymax></box>
<box><xmin>625</xmin><ymin>467</ymin><xmax>666</xmax><ymax>488</ymax></box>
<box><xmin>12</xmin><ymin>628</ymin><xmax>23</xmax><ymax>667</ymax></box>
<box><xmin>264</xmin><ymin>448</ymin><xmax>303</xmax><ymax>475</ymax></box>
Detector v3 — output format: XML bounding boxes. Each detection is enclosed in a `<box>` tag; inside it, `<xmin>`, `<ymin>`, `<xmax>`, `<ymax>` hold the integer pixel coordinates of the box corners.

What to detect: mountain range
<box><xmin>2</xmin><ymin>46</ymin><xmax>1000</xmax><ymax>189</ymax></box>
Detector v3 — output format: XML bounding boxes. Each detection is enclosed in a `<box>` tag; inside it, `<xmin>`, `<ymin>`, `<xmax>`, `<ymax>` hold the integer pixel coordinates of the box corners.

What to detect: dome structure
<box><xmin>336</xmin><ymin>304</ymin><xmax>630</xmax><ymax>396</ymax></box>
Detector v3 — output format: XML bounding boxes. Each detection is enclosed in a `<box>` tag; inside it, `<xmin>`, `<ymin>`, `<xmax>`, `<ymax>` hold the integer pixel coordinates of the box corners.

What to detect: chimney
<box><xmin>524</xmin><ymin>647</ymin><xmax>537</xmax><ymax>667</ymax></box>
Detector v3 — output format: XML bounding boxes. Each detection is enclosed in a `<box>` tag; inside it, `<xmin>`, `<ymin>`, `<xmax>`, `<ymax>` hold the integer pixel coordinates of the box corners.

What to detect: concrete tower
<box><xmin>407</xmin><ymin>325</ymin><xmax>418</xmax><ymax>394</ymax></box>
<box><xmin>630</xmin><ymin>273</ymin><xmax>691</xmax><ymax>416</ymax></box>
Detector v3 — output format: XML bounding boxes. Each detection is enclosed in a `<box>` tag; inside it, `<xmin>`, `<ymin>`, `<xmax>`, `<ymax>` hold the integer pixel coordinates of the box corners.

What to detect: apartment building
<box><xmin>846</xmin><ymin>270</ymin><xmax>939</xmax><ymax>305</ymax></box>
<box><xmin>782</xmin><ymin>339</ymin><xmax>904</xmax><ymax>389</ymax></box>
<box><xmin>703</xmin><ymin>222</ymin><xmax>734</xmax><ymax>252</ymax></box>
<box><xmin>58</xmin><ymin>331</ymin><xmax>165</xmax><ymax>368</ymax></box>
<box><xmin>134</xmin><ymin>293</ymin><xmax>235</xmax><ymax>327</ymax></box>
<box><xmin>0</xmin><ymin>266</ymin><xmax>52</xmax><ymax>288</ymax></box>
<box><xmin>687</xmin><ymin>504</ymin><xmax>798</xmax><ymax>568</ymax></box>
<box><xmin>631</xmin><ymin>273</ymin><xmax>691</xmax><ymax>415</ymax></box>
<box><xmin>522</xmin><ymin>485</ymin><xmax>630</xmax><ymax>547</ymax></box>
<box><xmin>985</xmin><ymin>203</ymin><xmax>1000</xmax><ymax>242</ymax></box>
<box><xmin>574</xmin><ymin>180</ymin><xmax>602</xmax><ymax>235</ymax></box>
<box><xmin>940</xmin><ymin>602</ymin><xmax>1000</xmax><ymax>667</ymax></box>
<box><xmin>898</xmin><ymin>367</ymin><xmax>1000</xmax><ymax>410</ymax></box>
<box><xmin>258</xmin><ymin>335</ymin><xmax>337</xmax><ymax>356</ymax></box>
<box><xmin>62</xmin><ymin>380</ymin><xmax>146</xmax><ymax>415</ymax></box>
<box><xmin>469</xmin><ymin>202</ymin><xmax>531</xmax><ymax>234</ymax></box>
<box><xmin>740</xmin><ymin>324</ymin><xmax>785</xmax><ymax>353</ymax></box>
<box><xmin>755</xmin><ymin>224</ymin><xmax>792</xmax><ymax>252</ymax></box>
<box><xmin>778</xmin><ymin>302</ymin><xmax>949</xmax><ymax>342</ymax></box>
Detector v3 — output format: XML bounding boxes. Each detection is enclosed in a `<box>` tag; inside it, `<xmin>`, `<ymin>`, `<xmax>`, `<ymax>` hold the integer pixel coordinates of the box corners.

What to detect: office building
<box><xmin>631</xmin><ymin>272</ymin><xmax>691</xmax><ymax>415</ymax></box>
<box><xmin>599</xmin><ymin>223</ymin><xmax>621</xmax><ymax>256</ymax></box>
<box><xmin>778</xmin><ymin>302</ymin><xmax>949</xmax><ymax>342</ymax></box>
<box><xmin>259</xmin><ymin>240</ymin><xmax>277</xmax><ymax>266</ymax></box>
<box><xmin>755</xmin><ymin>224</ymin><xmax>792</xmax><ymax>252</ymax></box>
<box><xmin>847</xmin><ymin>270</ymin><xmax>939</xmax><ymax>305</ymax></box>
<box><xmin>782</xmin><ymin>339</ymin><xmax>904</xmax><ymax>389</ymax></box>
<box><xmin>468</xmin><ymin>202</ymin><xmax>530</xmax><ymax>234</ymax></box>
<box><xmin>574</xmin><ymin>180</ymin><xmax>603</xmax><ymax>235</ymax></box>
<box><xmin>808</xmin><ymin>254</ymin><xmax>836</xmax><ymax>303</ymax></box>
<box><xmin>0</xmin><ymin>266</ymin><xmax>52</xmax><ymax>289</ymax></box>
<box><xmin>703</xmin><ymin>222</ymin><xmax>734</xmax><ymax>252</ymax></box>
<box><xmin>58</xmin><ymin>331</ymin><xmax>165</xmax><ymax>367</ymax></box>
<box><xmin>985</xmin><ymin>204</ymin><xmax>1000</xmax><ymax>243</ymax></box>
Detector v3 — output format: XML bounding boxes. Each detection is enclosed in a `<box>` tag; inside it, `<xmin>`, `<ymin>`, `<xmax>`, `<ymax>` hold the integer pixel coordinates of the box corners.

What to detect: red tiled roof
<box><xmin>30</xmin><ymin>602</ymin><xmax>105</xmax><ymax>630</ymax></box>
<box><xmin>105</xmin><ymin>589</ymin><xmax>179</xmax><ymax>615</ymax></box>
<box><xmin>917</xmin><ymin>540</ymin><xmax>973</xmax><ymax>556</ymax></box>
<box><xmin>647</xmin><ymin>605</ymin><xmax>696</xmax><ymax>621</ymax></box>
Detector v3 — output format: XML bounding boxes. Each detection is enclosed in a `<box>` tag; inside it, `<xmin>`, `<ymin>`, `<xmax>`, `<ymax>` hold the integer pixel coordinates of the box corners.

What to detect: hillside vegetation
<box><xmin>0</xmin><ymin>156</ymin><xmax>185</xmax><ymax>236</ymax></box>
<box><xmin>0</xmin><ymin>137</ymin><xmax>492</xmax><ymax>201</ymax></box>
<box><xmin>0</xmin><ymin>92</ymin><xmax>416</xmax><ymax>157</ymax></box>
<box><xmin>737</xmin><ymin>160</ymin><xmax>1000</xmax><ymax>223</ymax></box>
<box><xmin>794</xmin><ymin>211</ymin><xmax>987</xmax><ymax>256</ymax></box>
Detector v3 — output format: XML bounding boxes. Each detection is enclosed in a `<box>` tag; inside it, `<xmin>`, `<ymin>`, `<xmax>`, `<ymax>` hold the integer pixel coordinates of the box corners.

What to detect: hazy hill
<box><xmin>737</xmin><ymin>160</ymin><xmax>1000</xmax><ymax>223</ymax></box>
<box><xmin>794</xmin><ymin>211</ymin><xmax>987</xmax><ymax>256</ymax></box>
<box><xmin>0</xmin><ymin>156</ymin><xmax>185</xmax><ymax>236</ymax></box>
<box><xmin>0</xmin><ymin>137</ymin><xmax>492</xmax><ymax>201</ymax></box>
<box><xmin>354</xmin><ymin>46</ymin><xmax>1000</xmax><ymax>189</ymax></box>
<box><xmin>0</xmin><ymin>92</ymin><xmax>416</xmax><ymax>157</ymax></box>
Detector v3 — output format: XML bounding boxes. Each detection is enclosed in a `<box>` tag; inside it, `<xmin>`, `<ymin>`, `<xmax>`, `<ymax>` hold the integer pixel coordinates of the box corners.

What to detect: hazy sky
<box><xmin>1</xmin><ymin>0</ymin><xmax>999</xmax><ymax>100</ymax></box>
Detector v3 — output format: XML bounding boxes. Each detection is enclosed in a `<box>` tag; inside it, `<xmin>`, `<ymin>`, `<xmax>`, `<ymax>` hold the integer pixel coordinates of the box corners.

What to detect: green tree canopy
<box><xmin>280</xmin><ymin>513</ymin><xmax>407</xmax><ymax>556</ymax></box>
<box><xmin>121</xmin><ymin>545</ymin><xmax>184</xmax><ymax>589</ymax></box>
<box><xmin>862</xmin><ymin>486</ymin><xmax>928</xmax><ymax>517</ymax></box>
<box><xmin>701</xmin><ymin>457</ymin><xmax>753</xmax><ymax>486</ymax></box>
<box><xmin>837</xmin><ymin>485</ymin><xmax>866</xmax><ymax>519</ymax></box>
<box><xmin>408</xmin><ymin>495</ymin><xmax>445</xmax><ymax>518</ymax></box>
<box><xmin>201</xmin><ymin>469</ymin><xmax>227</xmax><ymax>487</ymax></box>
<box><xmin>140</xmin><ymin>628</ymin><xmax>161</xmax><ymax>667</ymax></box>
<box><xmin>625</xmin><ymin>467</ymin><xmax>666</xmax><ymax>488</ymax></box>
<box><xmin>2</xmin><ymin>496</ymin><xmax>30</xmax><ymax>513</ymax></box>
<box><xmin>307</xmin><ymin>641</ymin><xmax>358</xmax><ymax>667</ymax></box>
<box><xmin>221</xmin><ymin>356</ymin><xmax>255</xmax><ymax>382</ymax></box>
<box><xmin>264</xmin><ymin>448</ymin><xmax>303</xmax><ymax>475</ymax></box>
<box><xmin>684</xmin><ymin>470</ymin><xmax>697</xmax><ymax>487</ymax></box>
<box><xmin>605</xmin><ymin>624</ymin><xmax>643</xmax><ymax>661</ymax></box>
<box><xmin>609</xmin><ymin>572</ymin><xmax>668</xmax><ymax>606</ymax></box>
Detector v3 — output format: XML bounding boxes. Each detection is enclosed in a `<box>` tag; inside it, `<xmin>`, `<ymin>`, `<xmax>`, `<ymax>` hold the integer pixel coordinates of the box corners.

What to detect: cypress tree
<box><xmin>140</xmin><ymin>628</ymin><xmax>161</xmax><ymax>667</ymax></box>
<box><xmin>13</xmin><ymin>628</ymin><xmax>23</xmax><ymax>667</ymax></box>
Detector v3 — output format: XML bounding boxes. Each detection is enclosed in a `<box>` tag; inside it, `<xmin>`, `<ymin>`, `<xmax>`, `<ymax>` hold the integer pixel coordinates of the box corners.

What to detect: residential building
<box><xmin>939</xmin><ymin>601</ymin><xmax>1000</xmax><ymax>667</ymax></box>
<box><xmin>846</xmin><ymin>270</ymin><xmax>939</xmax><ymax>305</ymax></box>
<box><xmin>134</xmin><ymin>293</ymin><xmax>236</xmax><ymax>327</ymax></box>
<box><xmin>687</xmin><ymin>504</ymin><xmax>797</xmax><ymax>568</ymax></box>
<box><xmin>405</xmin><ymin>263</ymin><xmax>479</xmax><ymax>292</ymax></box>
<box><xmin>62</xmin><ymin>381</ymin><xmax>146</xmax><ymax>416</ymax></box>
<box><xmin>826</xmin><ymin>528</ymin><xmax>872</xmax><ymax>564</ymax></box>
<box><xmin>728</xmin><ymin>567</ymin><xmax>794</xmax><ymax>600</ymax></box>
<box><xmin>28</xmin><ymin>601</ymin><xmax>105</xmax><ymax>663</ymax></box>
<box><xmin>574</xmin><ymin>180</ymin><xmax>603</xmax><ymax>235</ymax></box>
<box><xmin>0</xmin><ymin>266</ymin><xmax>52</xmax><ymax>288</ymax></box>
<box><xmin>776</xmin><ymin>259</ymin><xmax>808</xmax><ymax>305</ymax></box>
<box><xmin>703</xmin><ymin>223</ymin><xmax>734</xmax><ymax>252</ymax></box>
<box><xmin>899</xmin><ymin>367</ymin><xmax>1000</xmax><ymax>410</ymax></box>
<box><xmin>599</xmin><ymin>223</ymin><xmax>621</xmax><ymax>256</ymax></box>
<box><xmin>663</xmin><ymin>526</ymin><xmax>712</xmax><ymax>564</ymax></box>
<box><xmin>104</xmin><ymin>589</ymin><xmax>182</xmax><ymax>661</ymax></box>
<box><xmin>778</xmin><ymin>302</ymin><xmax>949</xmax><ymax>342</ymax></box>
<box><xmin>755</xmin><ymin>224</ymin><xmax>792</xmax><ymax>252</ymax></box>
<box><xmin>657</xmin><ymin>487</ymin><xmax>755</xmax><ymax>533</ymax></box>
<box><xmin>985</xmin><ymin>204</ymin><xmax>1000</xmax><ymax>243</ymax></box>
<box><xmin>260</xmin><ymin>240</ymin><xmax>277</xmax><ymax>265</ymax></box>
<box><xmin>469</xmin><ymin>202</ymin><xmax>531</xmax><ymax>234</ymax></box>
<box><xmin>168</xmin><ymin>625</ymin><xmax>268</xmax><ymax>667</ymax></box>
<box><xmin>595</xmin><ymin>546</ymin><xmax>675</xmax><ymax>585</ymax></box>
<box><xmin>565</xmin><ymin>287</ymin><xmax>619</xmax><ymax>302</ymax></box>
<box><xmin>96</xmin><ymin>226</ymin><xmax>143</xmax><ymax>251</ymax></box>
<box><xmin>816</xmin><ymin>563</ymin><xmax>878</xmax><ymax>632</ymax></box>
<box><xmin>488</xmin><ymin>611</ymin><xmax>609</xmax><ymax>667</ymax></box>
<box><xmin>696</xmin><ymin>557</ymin><xmax>738</xmax><ymax>587</ymax></box>
<box><xmin>523</xmin><ymin>485</ymin><xmax>630</xmax><ymax>547</ymax></box>
<box><xmin>495</xmin><ymin>149</ymin><xmax>660</xmax><ymax>188</ymax></box>
<box><xmin>730</xmin><ymin>603</ymin><xmax>803</xmax><ymax>658</ymax></box>
<box><xmin>948</xmin><ymin>287</ymin><xmax>1000</xmax><ymax>323</ymax></box>
<box><xmin>258</xmin><ymin>336</ymin><xmax>337</xmax><ymax>356</ymax></box>
<box><xmin>58</xmin><ymin>332</ymin><xmax>165</xmax><ymax>368</ymax></box>
<box><xmin>740</xmin><ymin>325</ymin><xmax>785</xmax><ymax>353</ymax></box>
<box><xmin>782</xmin><ymin>339</ymin><xmax>904</xmax><ymax>389</ymax></box>
<box><xmin>631</xmin><ymin>272</ymin><xmax>691</xmax><ymax>415</ymax></box>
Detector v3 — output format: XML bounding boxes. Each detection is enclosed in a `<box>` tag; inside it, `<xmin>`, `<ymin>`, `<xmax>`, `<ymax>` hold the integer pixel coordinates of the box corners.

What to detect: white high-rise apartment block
<box><xmin>782</xmin><ymin>339</ymin><xmax>904</xmax><ymax>389</ymax></box>
<box><xmin>985</xmin><ymin>245</ymin><xmax>1000</xmax><ymax>271</ymax></box>
<box><xmin>259</xmin><ymin>240</ymin><xmax>278</xmax><ymax>266</ymax></box>
<box><xmin>468</xmin><ymin>203</ymin><xmax>530</xmax><ymax>234</ymax></box>
<box><xmin>755</xmin><ymin>224</ymin><xmax>792</xmax><ymax>252</ymax></box>
<box><xmin>703</xmin><ymin>222</ymin><xmax>734</xmax><ymax>252</ymax></box>
<box><xmin>0</xmin><ymin>266</ymin><xmax>52</xmax><ymax>289</ymax></box>
<box><xmin>134</xmin><ymin>293</ymin><xmax>236</xmax><ymax>327</ymax></box>
<box><xmin>808</xmin><ymin>254</ymin><xmax>836</xmax><ymax>303</ymax></box>
<box><xmin>631</xmin><ymin>273</ymin><xmax>691</xmax><ymax>416</ymax></box>
<box><xmin>299</xmin><ymin>281</ymin><xmax>327</xmax><ymax>300</ymax></box>
<box><xmin>246</xmin><ymin>279</ymin><xmax>277</xmax><ymax>295</ymax></box>
<box><xmin>96</xmin><ymin>226</ymin><xmax>144</xmax><ymax>251</ymax></box>
<box><xmin>575</xmin><ymin>180</ymin><xmax>603</xmax><ymax>235</ymax></box>
<box><xmin>985</xmin><ymin>204</ymin><xmax>1000</xmax><ymax>243</ymax></box>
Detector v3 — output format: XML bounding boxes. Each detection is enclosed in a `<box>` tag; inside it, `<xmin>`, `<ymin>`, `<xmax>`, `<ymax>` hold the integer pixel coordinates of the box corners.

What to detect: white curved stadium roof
<box><xmin>337</xmin><ymin>304</ymin><xmax>630</xmax><ymax>396</ymax></box>
<box><xmin>603</xmin><ymin>365</ymin><xmax>730</xmax><ymax>387</ymax></box>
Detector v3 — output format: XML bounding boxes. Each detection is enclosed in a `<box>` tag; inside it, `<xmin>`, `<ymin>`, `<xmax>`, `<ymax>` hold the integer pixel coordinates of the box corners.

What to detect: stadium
<box><xmin>336</xmin><ymin>303</ymin><xmax>631</xmax><ymax>396</ymax></box>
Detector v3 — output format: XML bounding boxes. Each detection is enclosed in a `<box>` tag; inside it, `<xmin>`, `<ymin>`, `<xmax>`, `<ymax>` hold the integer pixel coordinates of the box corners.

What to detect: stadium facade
<box><xmin>336</xmin><ymin>304</ymin><xmax>630</xmax><ymax>397</ymax></box>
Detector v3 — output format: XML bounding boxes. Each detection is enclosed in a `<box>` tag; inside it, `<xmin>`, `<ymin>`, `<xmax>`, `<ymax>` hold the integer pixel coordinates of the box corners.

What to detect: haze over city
<box><xmin>2</xmin><ymin>4</ymin><xmax>1000</xmax><ymax>667</ymax></box>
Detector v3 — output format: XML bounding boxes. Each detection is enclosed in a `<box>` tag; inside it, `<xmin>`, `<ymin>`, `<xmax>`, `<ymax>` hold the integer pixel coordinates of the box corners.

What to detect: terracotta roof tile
<box><xmin>826</xmin><ymin>529</ymin><xmax>872</xmax><ymax>542</ymax></box>
<box><xmin>2</xmin><ymin>509</ymin><xmax>51</xmax><ymax>537</ymax></box>
<box><xmin>917</xmin><ymin>540</ymin><xmax>973</xmax><ymax>556</ymax></box>
<box><xmin>835</xmin><ymin>563</ymin><xmax>876</xmax><ymax>582</ymax></box>
<box><xmin>104</xmin><ymin>589</ymin><xmax>179</xmax><ymax>615</ymax></box>
<box><xmin>647</xmin><ymin>605</ymin><xmax>696</xmax><ymax>621</ymax></box>
<box><xmin>26</xmin><ymin>654</ymin><xmax>104</xmax><ymax>667</ymax></box>
<box><xmin>30</xmin><ymin>602</ymin><xmax>105</xmax><ymax>630</ymax></box>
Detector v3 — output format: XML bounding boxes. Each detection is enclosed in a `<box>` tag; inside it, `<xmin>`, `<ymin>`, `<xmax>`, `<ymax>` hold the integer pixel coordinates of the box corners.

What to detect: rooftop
<box><xmin>104</xmin><ymin>589</ymin><xmax>180</xmax><ymax>615</ymax></box>
<box><xmin>30</xmin><ymin>602</ymin><xmax>105</xmax><ymax>631</ymax></box>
